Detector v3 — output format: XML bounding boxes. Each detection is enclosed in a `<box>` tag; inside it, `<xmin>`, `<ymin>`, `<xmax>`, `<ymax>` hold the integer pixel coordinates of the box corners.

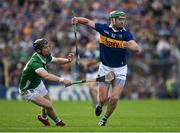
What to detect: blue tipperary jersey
<box><xmin>95</xmin><ymin>23</ymin><xmax>134</xmax><ymax>67</ymax></box>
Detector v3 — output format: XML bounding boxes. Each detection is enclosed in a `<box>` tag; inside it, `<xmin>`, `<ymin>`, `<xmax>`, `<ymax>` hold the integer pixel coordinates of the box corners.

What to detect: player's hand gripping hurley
<box><xmin>65</xmin><ymin>71</ymin><xmax>115</xmax><ymax>87</ymax></box>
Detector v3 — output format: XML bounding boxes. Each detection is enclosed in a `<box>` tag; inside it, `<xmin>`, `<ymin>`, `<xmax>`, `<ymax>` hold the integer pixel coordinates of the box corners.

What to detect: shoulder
<box><xmin>123</xmin><ymin>28</ymin><xmax>133</xmax><ymax>36</ymax></box>
<box><xmin>29</xmin><ymin>54</ymin><xmax>43</xmax><ymax>67</ymax></box>
<box><xmin>95</xmin><ymin>23</ymin><xmax>109</xmax><ymax>29</ymax></box>
<box><xmin>45</xmin><ymin>54</ymin><xmax>53</xmax><ymax>64</ymax></box>
<box><xmin>95</xmin><ymin>23</ymin><xmax>108</xmax><ymax>26</ymax></box>
<box><xmin>122</xmin><ymin>28</ymin><xmax>132</xmax><ymax>34</ymax></box>
<box><xmin>120</xmin><ymin>28</ymin><xmax>134</xmax><ymax>41</ymax></box>
<box><xmin>31</xmin><ymin>53</ymin><xmax>41</xmax><ymax>63</ymax></box>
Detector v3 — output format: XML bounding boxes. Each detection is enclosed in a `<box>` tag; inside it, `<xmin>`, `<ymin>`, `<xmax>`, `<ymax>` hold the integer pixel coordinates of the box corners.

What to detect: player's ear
<box><xmin>36</xmin><ymin>49</ymin><xmax>41</xmax><ymax>54</ymax></box>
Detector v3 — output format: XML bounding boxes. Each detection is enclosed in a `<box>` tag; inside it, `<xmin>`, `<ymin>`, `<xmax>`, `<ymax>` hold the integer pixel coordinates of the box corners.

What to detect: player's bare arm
<box><xmin>72</xmin><ymin>17</ymin><xmax>95</xmax><ymax>29</ymax></box>
<box><xmin>124</xmin><ymin>40</ymin><xmax>142</xmax><ymax>53</ymax></box>
<box><xmin>35</xmin><ymin>68</ymin><xmax>71</xmax><ymax>86</ymax></box>
<box><xmin>52</xmin><ymin>53</ymin><xmax>74</xmax><ymax>64</ymax></box>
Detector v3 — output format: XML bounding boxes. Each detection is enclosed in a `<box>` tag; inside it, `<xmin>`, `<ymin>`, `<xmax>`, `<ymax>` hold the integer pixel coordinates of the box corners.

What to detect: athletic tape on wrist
<box><xmin>59</xmin><ymin>77</ymin><xmax>64</xmax><ymax>82</ymax></box>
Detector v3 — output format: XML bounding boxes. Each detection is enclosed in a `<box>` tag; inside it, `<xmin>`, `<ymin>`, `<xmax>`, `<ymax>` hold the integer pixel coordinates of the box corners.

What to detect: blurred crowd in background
<box><xmin>0</xmin><ymin>0</ymin><xmax>180</xmax><ymax>99</ymax></box>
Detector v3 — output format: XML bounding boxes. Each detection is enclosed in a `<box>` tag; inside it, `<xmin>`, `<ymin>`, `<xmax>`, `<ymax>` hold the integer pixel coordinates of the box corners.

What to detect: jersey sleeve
<box><xmin>95</xmin><ymin>23</ymin><xmax>105</xmax><ymax>33</ymax></box>
<box><xmin>125</xmin><ymin>30</ymin><xmax>134</xmax><ymax>41</ymax></box>
<box><xmin>31</xmin><ymin>62</ymin><xmax>44</xmax><ymax>71</ymax></box>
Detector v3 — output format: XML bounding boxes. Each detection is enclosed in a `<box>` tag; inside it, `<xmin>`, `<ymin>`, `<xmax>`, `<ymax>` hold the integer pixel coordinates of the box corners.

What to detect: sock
<box><xmin>98</xmin><ymin>103</ymin><xmax>104</xmax><ymax>107</ymax></box>
<box><xmin>53</xmin><ymin>116</ymin><xmax>61</xmax><ymax>124</ymax></box>
<box><xmin>101</xmin><ymin>115</ymin><xmax>108</xmax><ymax>123</ymax></box>
<box><xmin>41</xmin><ymin>113</ymin><xmax>48</xmax><ymax>120</ymax></box>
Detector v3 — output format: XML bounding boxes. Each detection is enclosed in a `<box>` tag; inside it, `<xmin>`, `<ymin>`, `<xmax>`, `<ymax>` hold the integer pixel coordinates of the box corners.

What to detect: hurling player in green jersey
<box><xmin>72</xmin><ymin>10</ymin><xmax>142</xmax><ymax>126</ymax></box>
<box><xmin>19</xmin><ymin>38</ymin><xmax>74</xmax><ymax>127</ymax></box>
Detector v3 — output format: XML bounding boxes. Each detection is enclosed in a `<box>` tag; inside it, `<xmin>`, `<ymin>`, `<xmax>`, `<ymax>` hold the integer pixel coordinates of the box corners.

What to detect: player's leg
<box><xmin>33</xmin><ymin>82</ymin><xmax>52</xmax><ymax>126</ymax></box>
<box><xmin>20</xmin><ymin>87</ymin><xmax>51</xmax><ymax>126</ymax></box>
<box><xmin>98</xmin><ymin>83</ymin><xmax>124</xmax><ymax>126</ymax></box>
<box><xmin>31</xmin><ymin>95</ymin><xmax>52</xmax><ymax>126</ymax></box>
<box><xmin>95</xmin><ymin>82</ymin><xmax>109</xmax><ymax>116</ymax></box>
<box><xmin>31</xmin><ymin>95</ymin><xmax>65</xmax><ymax>127</ymax></box>
<box><xmin>43</xmin><ymin>94</ymin><xmax>65</xmax><ymax>126</ymax></box>
<box><xmin>86</xmin><ymin>72</ymin><xmax>98</xmax><ymax>108</ymax></box>
<box><xmin>32</xmin><ymin>81</ymin><xmax>65</xmax><ymax>127</ymax></box>
<box><xmin>98</xmin><ymin>65</ymin><xmax>127</xmax><ymax>126</ymax></box>
<box><xmin>39</xmin><ymin>80</ymin><xmax>65</xmax><ymax>127</ymax></box>
<box><xmin>37</xmin><ymin>106</ymin><xmax>49</xmax><ymax>126</ymax></box>
<box><xmin>41</xmin><ymin>107</ymin><xmax>47</xmax><ymax>119</ymax></box>
<box><xmin>96</xmin><ymin>63</ymin><xmax>110</xmax><ymax>116</ymax></box>
<box><xmin>88</xmin><ymin>82</ymin><xmax>98</xmax><ymax>108</ymax></box>
<box><xmin>106</xmin><ymin>84</ymin><xmax>123</xmax><ymax>116</ymax></box>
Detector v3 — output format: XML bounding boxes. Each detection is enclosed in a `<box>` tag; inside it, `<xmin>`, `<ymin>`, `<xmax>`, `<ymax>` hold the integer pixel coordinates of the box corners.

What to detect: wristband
<box><xmin>59</xmin><ymin>77</ymin><xmax>64</xmax><ymax>82</ymax></box>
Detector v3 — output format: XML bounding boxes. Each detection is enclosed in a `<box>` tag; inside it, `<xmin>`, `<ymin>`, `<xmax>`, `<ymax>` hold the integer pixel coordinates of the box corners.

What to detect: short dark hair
<box><xmin>33</xmin><ymin>38</ymin><xmax>48</xmax><ymax>51</ymax></box>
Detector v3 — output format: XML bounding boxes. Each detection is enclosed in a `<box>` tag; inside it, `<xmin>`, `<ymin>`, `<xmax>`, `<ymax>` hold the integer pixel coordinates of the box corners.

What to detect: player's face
<box><xmin>41</xmin><ymin>43</ymin><xmax>52</xmax><ymax>57</ymax></box>
<box><xmin>115</xmin><ymin>17</ymin><xmax>125</xmax><ymax>29</ymax></box>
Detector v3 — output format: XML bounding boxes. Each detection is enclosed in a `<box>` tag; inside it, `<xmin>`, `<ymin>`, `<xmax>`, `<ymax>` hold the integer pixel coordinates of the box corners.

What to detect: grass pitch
<box><xmin>0</xmin><ymin>100</ymin><xmax>179</xmax><ymax>132</ymax></box>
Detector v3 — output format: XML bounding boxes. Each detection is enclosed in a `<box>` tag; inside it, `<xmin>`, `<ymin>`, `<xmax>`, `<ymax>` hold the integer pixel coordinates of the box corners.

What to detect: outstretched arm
<box><xmin>72</xmin><ymin>17</ymin><xmax>95</xmax><ymax>29</ymax></box>
<box><xmin>51</xmin><ymin>53</ymin><xmax>74</xmax><ymax>65</ymax></box>
<box><xmin>124</xmin><ymin>40</ymin><xmax>142</xmax><ymax>53</ymax></box>
<box><xmin>35</xmin><ymin>68</ymin><xmax>71</xmax><ymax>86</ymax></box>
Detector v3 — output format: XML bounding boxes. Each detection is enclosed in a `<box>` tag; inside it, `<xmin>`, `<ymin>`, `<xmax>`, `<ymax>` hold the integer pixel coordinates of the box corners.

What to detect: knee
<box><xmin>99</xmin><ymin>94</ymin><xmax>107</xmax><ymax>102</ymax></box>
<box><xmin>89</xmin><ymin>87</ymin><xmax>96</xmax><ymax>92</ymax></box>
<box><xmin>109</xmin><ymin>95</ymin><xmax>119</xmax><ymax>103</ymax></box>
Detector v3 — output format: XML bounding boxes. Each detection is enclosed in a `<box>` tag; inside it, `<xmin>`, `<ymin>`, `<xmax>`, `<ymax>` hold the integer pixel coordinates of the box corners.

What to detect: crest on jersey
<box><xmin>111</xmin><ymin>33</ymin><xmax>116</xmax><ymax>38</ymax></box>
<box><xmin>119</xmin><ymin>34</ymin><xmax>123</xmax><ymax>38</ymax></box>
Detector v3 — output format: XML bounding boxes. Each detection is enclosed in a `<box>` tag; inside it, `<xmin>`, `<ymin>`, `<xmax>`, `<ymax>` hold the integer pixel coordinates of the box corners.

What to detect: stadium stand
<box><xmin>0</xmin><ymin>0</ymin><xmax>179</xmax><ymax>99</ymax></box>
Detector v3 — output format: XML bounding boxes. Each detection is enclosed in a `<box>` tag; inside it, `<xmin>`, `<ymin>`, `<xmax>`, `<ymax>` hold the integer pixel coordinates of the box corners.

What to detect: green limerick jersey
<box><xmin>19</xmin><ymin>53</ymin><xmax>53</xmax><ymax>91</ymax></box>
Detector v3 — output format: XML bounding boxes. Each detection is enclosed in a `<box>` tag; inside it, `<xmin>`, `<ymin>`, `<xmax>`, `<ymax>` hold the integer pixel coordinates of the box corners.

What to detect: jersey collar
<box><xmin>36</xmin><ymin>53</ymin><xmax>46</xmax><ymax>64</ymax></box>
<box><xmin>109</xmin><ymin>24</ymin><xmax>126</xmax><ymax>32</ymax></box>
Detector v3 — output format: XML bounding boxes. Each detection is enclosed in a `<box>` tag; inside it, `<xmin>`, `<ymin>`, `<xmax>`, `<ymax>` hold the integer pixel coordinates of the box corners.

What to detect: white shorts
<box><xmin>86</xmin><ymin>71</ymin><xmax>98</xmax><ymax>79</ymax></box>
<box><xmin>98</xmin><ymin>63</ymin><xmax>127</xmax><ymax>87</ymax></box>
<box><xmin>19</xmin><ymin>81</ymin><xmax>48</xmax><ymax>101</ymax></box>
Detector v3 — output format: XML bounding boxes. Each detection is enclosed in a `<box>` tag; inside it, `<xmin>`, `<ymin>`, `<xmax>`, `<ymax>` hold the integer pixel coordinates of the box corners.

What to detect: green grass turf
<box><xmin>0</xmin><ymin>100</ymin><xmax>179</xmax><ymax>132</ymax></box>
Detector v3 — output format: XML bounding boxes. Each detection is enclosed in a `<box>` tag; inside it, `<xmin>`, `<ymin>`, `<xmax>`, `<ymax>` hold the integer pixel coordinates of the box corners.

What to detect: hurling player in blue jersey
<box><xmin>72</xmin><ymin>10</ymin><xmax>142</xmax><ymax>126</ymax></box>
